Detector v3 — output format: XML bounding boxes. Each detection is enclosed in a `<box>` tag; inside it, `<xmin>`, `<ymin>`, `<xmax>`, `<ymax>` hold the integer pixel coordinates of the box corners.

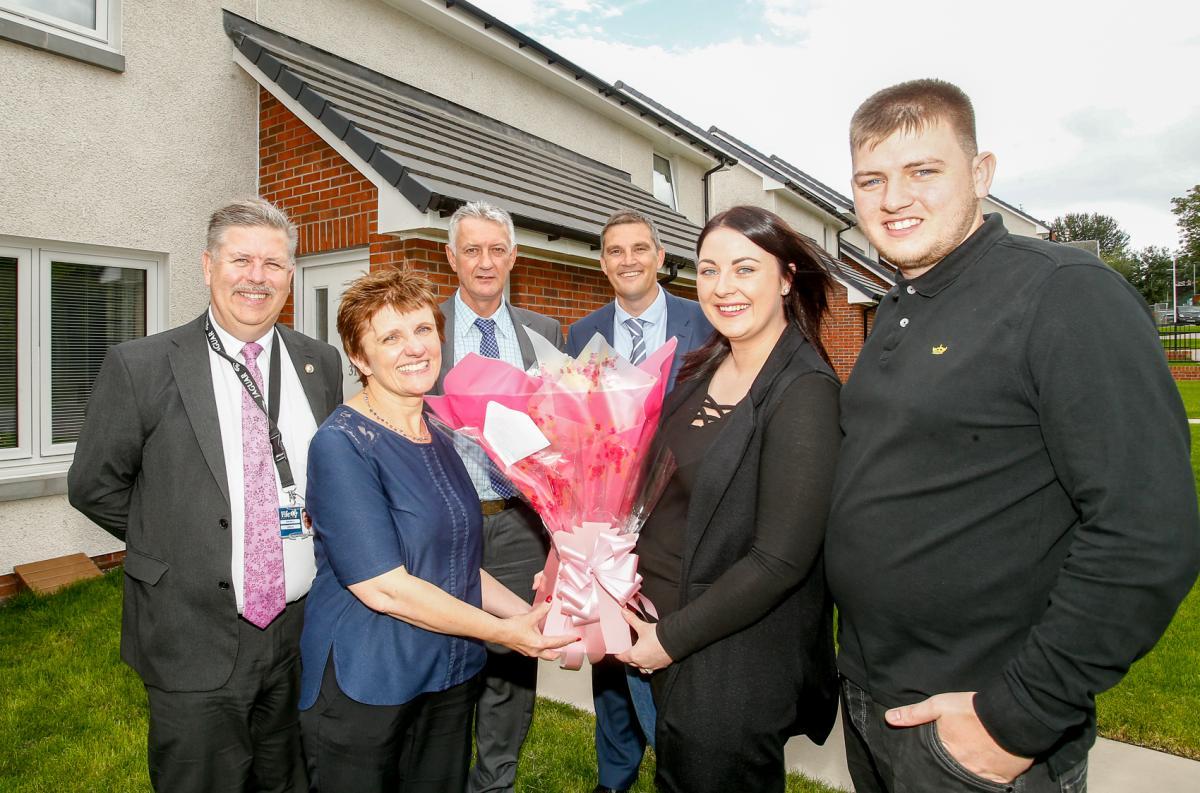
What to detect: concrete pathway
<box><xmin>536</xmin><ymin>659</ymin><xmax>1200</xmax><ymax>792</ymax></box>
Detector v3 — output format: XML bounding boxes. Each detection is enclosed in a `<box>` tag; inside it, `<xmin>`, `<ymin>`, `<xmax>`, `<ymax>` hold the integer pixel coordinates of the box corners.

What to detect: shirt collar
<box><xmin>614</xmin><ymin>284</ymin><xmax>667</xmax><ymax>327</ymax></box>
<box><xmin>207</xmin><ymin>307</ymin><xmax>275</xmax><ymax>360</ymax></box>
<box><xmin>901</xmin><ymin>213</ymin><xmax>1008</xmax><ymax>298</ymax></box>
<box><xmin>454</xmin><ymin>290</ymin><xmax>513</xmax><ymax>338</ymax></box>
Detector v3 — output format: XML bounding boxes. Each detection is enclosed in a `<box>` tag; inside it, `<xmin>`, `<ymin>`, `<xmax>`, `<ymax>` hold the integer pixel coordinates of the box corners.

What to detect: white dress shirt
<box><xmin>207</xmin><ymin>309</ymin><xmax>319</xmax><ymax>610</ymax></box>
<box><xmin>613</xmin><ymin>284</ymin><xmax>668</xmax><ymax>359</ymax></box>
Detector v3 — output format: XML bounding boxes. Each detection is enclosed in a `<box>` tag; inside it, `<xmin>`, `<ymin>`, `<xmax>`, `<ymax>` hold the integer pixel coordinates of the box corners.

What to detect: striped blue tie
<box><xmin>623</xmin><ymin>317</ymin><xmax>648</xmax><ymax>365</ymax></box>
<box><xmin>473</xmin><ymin>317</ymin><xmax>517</xmax><ymax>499</ymax></box>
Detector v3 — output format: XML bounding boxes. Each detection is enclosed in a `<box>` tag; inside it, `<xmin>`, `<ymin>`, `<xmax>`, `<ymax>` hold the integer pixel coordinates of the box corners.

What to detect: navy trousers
<box><xmin>592</xmin><ymin>656</ymin><xmax>647</xmax><ymax>790</ymax></box>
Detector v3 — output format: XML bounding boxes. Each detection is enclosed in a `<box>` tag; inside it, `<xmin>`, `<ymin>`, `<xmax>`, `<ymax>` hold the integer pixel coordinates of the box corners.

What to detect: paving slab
<box><xmin>536</xmin><ymin>660</ymin><xmax>1200</xmax><ymax>792</ymax></box>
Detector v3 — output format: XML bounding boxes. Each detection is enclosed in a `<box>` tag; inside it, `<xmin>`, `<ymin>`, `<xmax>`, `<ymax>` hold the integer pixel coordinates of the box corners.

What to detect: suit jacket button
<box><xmin>217</xmin><ymin>580</ymin><xmax>230</xmax><ymax>590</ymax></box>
<box><xmin>218</xmin><ymin>518</ymin><xmax>229</xmax><ymax>529</ymax></box>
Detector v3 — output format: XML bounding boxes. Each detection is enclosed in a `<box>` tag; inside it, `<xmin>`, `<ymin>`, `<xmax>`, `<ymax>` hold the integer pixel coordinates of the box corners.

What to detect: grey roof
<box><xmin>821</xmin><ymin>252</ymin><xmax>887</xmax><ymax>301</ymax></box>
<box><xmin>765</xmin><ymin>154</ymin><xmax>855</xmax><ymax>214</ymax></box>
<box><xmin>223</xmin><ymin>12</ymin><xmax>703</xmax><ymax>263</ymax></box>
<box><xmin>840</xmin><ymin>241</ymin><xmax>897</xmax><ymax>286</ymax></box>
<box><xmin>985</xmin><ymin>193</ymin><xmax>1050</xmax><ymax>231</ymax></box>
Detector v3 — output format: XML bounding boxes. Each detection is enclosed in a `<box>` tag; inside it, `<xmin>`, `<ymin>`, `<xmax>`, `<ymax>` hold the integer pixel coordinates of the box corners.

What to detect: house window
<box><xmin>0</xmin><ymin>0</ymin><xmax>123</xmax><ymax>71</ymax></box>
<box><xmin>0</xmin><ymin>257</ymin><xmax>17</xmax><ymax>451</ymax></box>
<box><xmin>3</xmin><ymin>0</ymin><xmax>105</xmax><ymax>39</ymax></box>
<box><xmin>0</xmin><ymin>239</ymin><xmax>161</xmax><ymax>481</ymax></box>
<box><xmin>652</xmin><ymin>153</ymin><xmax>676</xmax><ymax>210</ymax></box>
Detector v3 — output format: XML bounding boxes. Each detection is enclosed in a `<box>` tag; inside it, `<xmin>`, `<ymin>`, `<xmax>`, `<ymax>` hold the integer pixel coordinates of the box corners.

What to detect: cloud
<box><xmin>469</xmin><ymin>0</ymin><xmax>624</xmax><ymax>30</ymax></box>
<box><xmin>469</xmin><ymin>0</ymin><xmax>1200</xmax><ymax>250</ymax></box>
<box><xmin>760</xmin><ymin>0</ymin><xmax>823</xmax><ymax>38</ymax></box>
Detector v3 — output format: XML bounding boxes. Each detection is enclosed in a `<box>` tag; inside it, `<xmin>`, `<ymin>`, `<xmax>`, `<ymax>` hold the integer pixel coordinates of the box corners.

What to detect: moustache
<box><xmin>234</xmin><ymin>284</ymin><xmax>277</xmax><ymax>296</ymax></box>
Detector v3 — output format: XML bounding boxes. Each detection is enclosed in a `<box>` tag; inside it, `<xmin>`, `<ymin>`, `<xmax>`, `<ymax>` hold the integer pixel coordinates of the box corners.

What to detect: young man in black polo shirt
<box><xmin>825</xmin><ymin>79</ymin><xmax>1200</xmax><ymax>793</ymax></box>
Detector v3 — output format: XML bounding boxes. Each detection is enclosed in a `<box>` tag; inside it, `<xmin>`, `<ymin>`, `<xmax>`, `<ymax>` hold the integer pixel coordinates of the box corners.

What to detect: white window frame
<box><xmin>652</xmin><ymin>152</ymin><xmax>678</xmax><ymax>210</ymax></box>
<box><xmin>0</xmin><ymin>0</ymin><xmax>121</xmax><ymax>55</ymax></box>
<box><xmin>0</xmin><ymin>237</ymin><xmax>163</xmax><ymax>482</ymax></box>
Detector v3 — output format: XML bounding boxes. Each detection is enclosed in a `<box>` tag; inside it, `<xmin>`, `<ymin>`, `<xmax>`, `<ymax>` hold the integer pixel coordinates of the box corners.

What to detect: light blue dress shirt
<box><xmin>612</xmin><ymin>284</ymin><xmax>668</xmax><ymax>359</ymax></box>
<box><xmin>451</xmin><ymin>290</ymin><xmax>524</xmax><ymax>500</ymax></box>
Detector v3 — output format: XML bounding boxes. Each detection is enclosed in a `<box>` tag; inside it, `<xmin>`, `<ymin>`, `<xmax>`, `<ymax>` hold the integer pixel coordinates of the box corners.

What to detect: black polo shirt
<box><xmin>825</xmin><ymin>214</ymin><xmax>1200</xmax><ymax>770</ymax></box>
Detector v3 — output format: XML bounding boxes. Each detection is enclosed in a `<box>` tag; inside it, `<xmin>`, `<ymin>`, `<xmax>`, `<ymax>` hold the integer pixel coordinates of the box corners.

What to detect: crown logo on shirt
<box><xmin>931</xmin><ymin>344</ymin><xmax>948</xmax><ymax>355</ymax></box>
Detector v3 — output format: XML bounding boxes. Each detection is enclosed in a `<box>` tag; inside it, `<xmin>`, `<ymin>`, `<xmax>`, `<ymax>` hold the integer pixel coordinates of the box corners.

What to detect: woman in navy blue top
<box><xmin>299</xmin><ymin>269</ymin><xmax>570</xmax><ymax>793</ymax></box>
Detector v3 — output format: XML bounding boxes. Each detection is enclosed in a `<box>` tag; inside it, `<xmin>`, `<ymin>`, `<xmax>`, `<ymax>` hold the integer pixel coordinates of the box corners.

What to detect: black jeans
<box><xmin>841</xmin><ymin>678</ymin><xmax>1087</xmax><ymax>793</ymax></box>
<box><xmin>301</xmin><ymin>655</ymin><xmax>482</xmax><ymax>793</ymax></box>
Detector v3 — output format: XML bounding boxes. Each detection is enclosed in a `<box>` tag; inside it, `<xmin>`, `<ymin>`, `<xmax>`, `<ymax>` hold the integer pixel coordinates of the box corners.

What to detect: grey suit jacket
<box><xmin>67</xmin><ymin>312</ymin><xmax>342</xmax><ymax>692</ymax></box>
<box><xmin>431</xmin><ymin>296</ymin><xmax>565</xmax><ymax>394</ymax></box>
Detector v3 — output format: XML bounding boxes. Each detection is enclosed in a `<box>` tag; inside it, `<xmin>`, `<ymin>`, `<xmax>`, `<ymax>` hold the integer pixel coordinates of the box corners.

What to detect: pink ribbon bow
<box><xmin>540</xmin><ymin>522</ymin><xmax>657</xmax><ymax>670</ymax></box>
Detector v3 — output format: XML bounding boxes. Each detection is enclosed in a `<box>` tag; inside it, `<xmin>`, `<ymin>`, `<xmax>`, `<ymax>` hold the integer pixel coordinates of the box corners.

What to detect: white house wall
<box><xmin>0</xmin><ymin>1</ymin><xmax>262</xmax><ymax>574</ymax></box>
<box><xmin>0</xmin><ymin>0</ymin><xmax>260</xmax><ymax>327</ymax></box>
<box><xmin>0</xmin><ymin>0</ymin><xmax>717</xmax><ymax>575</ymax></box>
<box><xmin>982</xmin><ymin>198</ymin><xmax>1042</xmax><ymax>238</ymax></box>
<box><xmin>708</xmin><ymin>165</ymin><xmax>840</xmax><ymax>256</ymax></box>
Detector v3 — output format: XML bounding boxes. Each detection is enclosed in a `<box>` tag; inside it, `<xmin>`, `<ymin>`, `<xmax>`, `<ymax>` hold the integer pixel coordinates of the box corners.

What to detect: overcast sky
<box><xmin>468</xmin><ymin>0</ymin><xmax>1199</xmax><ymax>252</ymax></box>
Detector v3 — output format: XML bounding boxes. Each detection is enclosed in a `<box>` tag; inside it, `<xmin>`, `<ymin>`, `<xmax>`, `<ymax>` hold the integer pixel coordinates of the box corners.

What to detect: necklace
<box><xmin>363</xmin><ymin>389</ymin><xmax>430</xmax><ymax>443</ymax></box>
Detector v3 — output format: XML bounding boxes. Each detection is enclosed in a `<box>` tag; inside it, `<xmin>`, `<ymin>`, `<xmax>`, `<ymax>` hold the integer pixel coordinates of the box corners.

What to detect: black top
<box><xmin>638</xmin><ymin>388</ymin><xmax>735</xmax><ymax>619</ymax></box>
<box><xmin>639</xmin><ymin>368</ymin><xmax>841</xmax><ymax>661</ymax></box>
<box><xmin>826</xmin><ymin>214</ymin><xmax>1200</xmax><ymax>770</ymax></box>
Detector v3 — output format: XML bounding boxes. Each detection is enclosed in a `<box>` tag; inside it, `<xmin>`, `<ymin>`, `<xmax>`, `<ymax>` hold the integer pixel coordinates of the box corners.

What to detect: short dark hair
<box><xmin>337</xmin><ymin>267</ymin><xmax>444</xmax><ymax>386</ymax></box>
<box><xmin>850</xmin><ymin>78</ymin><xmax>978</xmax><ymax>157</ymax></box>
<box><xmin>600</xmin><ymin>209</ymin><xmax>663</xmax><ymax>251</ymax></box>
<box><xmin>678</xmin><ymin>205</ymin><xmax>832</xmax><ymax>383</ymax></box>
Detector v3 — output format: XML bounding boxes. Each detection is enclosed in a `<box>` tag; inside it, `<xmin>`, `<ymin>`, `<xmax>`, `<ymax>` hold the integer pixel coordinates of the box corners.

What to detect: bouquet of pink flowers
<box><xmin>425</xmin><ymin>331</ymin><xmax>677</xmax><ymax>669</ymax></box>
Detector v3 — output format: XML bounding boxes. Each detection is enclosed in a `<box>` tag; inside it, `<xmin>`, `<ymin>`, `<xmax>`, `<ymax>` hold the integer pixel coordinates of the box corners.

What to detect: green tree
<box><xmin>1050</xmin><ymin>212</ymin><xmax>1132</xmax><ymax>261</ymax></box>
<box><xmin>1171</xmin><ymin>185</ymin><xmax>1200</xmax><ymax>265</ymax></box>
<box><xmin>1129</xmin><ymin>246</ymin><xmax>1176</xmax><ymax>305</ymax></box>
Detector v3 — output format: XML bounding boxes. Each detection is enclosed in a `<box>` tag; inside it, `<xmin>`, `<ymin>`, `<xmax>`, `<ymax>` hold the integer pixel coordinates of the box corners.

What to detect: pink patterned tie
<box><xmin>240</xmin><ymin>341</ymin><xmax>285</xmax><ymax>629</ymax></box>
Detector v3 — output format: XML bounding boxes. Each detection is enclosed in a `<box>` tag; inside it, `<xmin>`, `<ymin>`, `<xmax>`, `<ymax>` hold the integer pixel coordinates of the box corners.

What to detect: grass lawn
<box><xmin>0</xmin><ymin>573</ymin><xmax>842</xmax><ymax>793</ymax></box>
<box><xmin>1093</xmin><ymin>421</ymin><xmax>1200</xmax><ymax>759</ymax></box>
<box><xmin>1177</xmin><ymin>381</ymin><xmax>1200</xmax><ymax>419</ymax></box>
<box><xmin>1096</xmin><ymin>577</ymin><xmax>1200</xmax><ymax>759</ymax></box>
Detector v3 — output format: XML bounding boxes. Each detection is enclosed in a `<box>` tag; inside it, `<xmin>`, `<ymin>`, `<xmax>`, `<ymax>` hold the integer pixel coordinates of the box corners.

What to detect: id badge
<box><xmin>278</xmin><ymin>505</ymin><xmax>308</xmax><ymax>539</ymax></box>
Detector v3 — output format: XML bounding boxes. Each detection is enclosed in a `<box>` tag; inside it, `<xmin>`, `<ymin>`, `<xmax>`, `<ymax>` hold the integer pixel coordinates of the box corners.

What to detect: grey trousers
<box><xmin>144</xmin><ymin>600</ymin><xmax>307</xmax><ymax>793</ymax></box>
<box><xmin>841</xmin><ymin>678</ymin><xmax>1088</xmax><ymax>793</ymax></box>
<box><xmin>467</xmin><ymin>502</ymin><xmax>550</xmax><ymax>793</ymax></box>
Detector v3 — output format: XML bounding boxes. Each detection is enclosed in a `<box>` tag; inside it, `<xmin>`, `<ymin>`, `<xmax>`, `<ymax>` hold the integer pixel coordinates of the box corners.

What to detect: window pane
<box><xmin>315</xmin><ymin>287</ymin><xmax>329</xmax><ymax>343</ymax></box>
<box><xmin>0</xmin><ymin>257</ymin><xmax>16</xmax><ymax>449</ymax></box>
<box><xmin>652</xmin><ymin>154</ymin><xmax>676</xmax><ymax>209</ymax></box>
<box><xmin>50</xmin><ymin>261</ymin><xmax>145</xmax><ymax>444</ymax></box>
<box><xmin>9</xmin><ymin>0</ymin><xmax>97</xmax><ymax>29</ymax></box>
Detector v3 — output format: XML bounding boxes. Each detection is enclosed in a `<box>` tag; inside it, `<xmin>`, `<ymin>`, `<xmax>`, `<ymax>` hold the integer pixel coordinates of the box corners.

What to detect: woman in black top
<box><xmin>617</xmin><ymin>206</ymin><xmax>842</xmax><ymax>792</ymax></box>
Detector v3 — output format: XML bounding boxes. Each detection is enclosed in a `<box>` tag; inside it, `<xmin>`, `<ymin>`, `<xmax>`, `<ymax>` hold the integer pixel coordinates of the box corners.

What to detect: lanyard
<box><xmin>203</xmin><ymin>316</ymin><xmax>295</xmax><ymax>493</ymax></box>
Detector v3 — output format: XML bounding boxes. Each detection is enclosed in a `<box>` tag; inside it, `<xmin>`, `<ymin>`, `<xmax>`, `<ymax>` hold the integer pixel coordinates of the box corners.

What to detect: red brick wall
<box><xmin>1171</xmin><ymin>366</ymin><xmax>1200</xmax><ymax>380</ymax></box>
<box><xmin>260</xmin><ymin>88</ymin><xmax>390</xmax><ymax>327</ymax></box>
<box><xmin>820</xmin><ymin>283</ymin><xmax>872</xmax><ymax>382</ymax></box>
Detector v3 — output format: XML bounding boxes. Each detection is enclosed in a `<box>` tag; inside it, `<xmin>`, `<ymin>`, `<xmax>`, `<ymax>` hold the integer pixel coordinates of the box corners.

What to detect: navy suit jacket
<box><xmin>566</xmin><ymin>290</ymin><xmax>712</xmax><ymax>390</ymax></box>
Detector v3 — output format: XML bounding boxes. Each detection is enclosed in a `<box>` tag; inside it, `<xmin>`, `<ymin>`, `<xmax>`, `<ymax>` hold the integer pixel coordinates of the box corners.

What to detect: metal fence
<box><xmin>1160</xmin><ymin>326</ymin><xmax>1200</xmax><ymax>364</ymax></box>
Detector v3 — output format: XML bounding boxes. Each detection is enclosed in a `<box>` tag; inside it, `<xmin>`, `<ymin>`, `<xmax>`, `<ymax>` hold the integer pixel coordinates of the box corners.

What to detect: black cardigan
<box><xmin>651</xmin><ymin>326</ymin><xmax>841</xmax><ymax>752</ymax></box>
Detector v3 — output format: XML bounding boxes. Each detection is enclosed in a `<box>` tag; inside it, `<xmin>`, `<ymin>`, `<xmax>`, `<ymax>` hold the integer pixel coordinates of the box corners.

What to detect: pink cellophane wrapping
<box><xmin>425</xmin><ymin>332</ymin><xmax>676</xmax><ymax>669</ymax></box>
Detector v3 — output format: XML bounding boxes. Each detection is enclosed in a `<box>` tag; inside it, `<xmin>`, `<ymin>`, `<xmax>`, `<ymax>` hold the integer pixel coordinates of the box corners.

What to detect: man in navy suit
<box><xmin>566</xmin><ymin>209</ymin><xmax>712</xmax><ymax>793</ymax></box>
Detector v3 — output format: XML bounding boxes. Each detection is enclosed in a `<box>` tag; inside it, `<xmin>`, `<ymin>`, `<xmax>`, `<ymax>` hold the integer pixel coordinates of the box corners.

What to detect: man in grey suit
<box><xmin>433</xmin><ymin>200</ymin><xmax>563</xmax><ymax>793</ymax></box>
<box><xmin>565</xmin><ymin>209</ymin><xmax>712</xmax><ymax>793</ymax></box>
<box><xmin>68</xmin><ymin>199</ymin><xmax>342</xmax><ymax>793</ymax></box>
